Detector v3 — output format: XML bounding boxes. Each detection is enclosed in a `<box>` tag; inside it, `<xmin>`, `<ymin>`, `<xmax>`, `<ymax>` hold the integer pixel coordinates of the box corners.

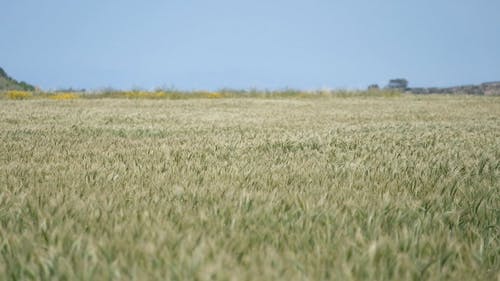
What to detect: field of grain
<box><xmin>0</xmin><ymin>95</ymin><xmax>499</xmax><ymax>280</ymax></box>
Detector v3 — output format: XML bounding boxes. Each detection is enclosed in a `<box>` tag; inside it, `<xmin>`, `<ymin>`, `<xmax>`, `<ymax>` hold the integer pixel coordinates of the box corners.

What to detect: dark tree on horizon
<box><xmin>387</xmin><ymin>79</ymin><xmax>409</xmax><ymax>90</ymax></box>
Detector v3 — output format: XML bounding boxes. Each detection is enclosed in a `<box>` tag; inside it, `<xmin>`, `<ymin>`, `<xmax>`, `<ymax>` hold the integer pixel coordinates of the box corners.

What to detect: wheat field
<box><xmin>0</xmin><ymin>95</ymin><xmax>499</xmax><ymax>280</ymax></box>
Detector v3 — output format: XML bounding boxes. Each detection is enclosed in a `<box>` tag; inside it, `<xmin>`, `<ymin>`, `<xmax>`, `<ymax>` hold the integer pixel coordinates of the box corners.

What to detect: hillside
<box><xmin>410</xmin><ymin>81</ymin><xmax>500</xmax><ymax>95</ymax></box>
<box><xmin>0</xmin><ymin>66</ymin><xmax>35</xmax><ymax>91</ymax></box>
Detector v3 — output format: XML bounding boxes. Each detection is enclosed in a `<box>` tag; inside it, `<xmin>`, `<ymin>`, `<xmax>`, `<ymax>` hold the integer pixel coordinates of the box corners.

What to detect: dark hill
<box><xmin>0</xmin><ymin>66</ymin><xmax>35</xmax><ymax>91</ymax></box>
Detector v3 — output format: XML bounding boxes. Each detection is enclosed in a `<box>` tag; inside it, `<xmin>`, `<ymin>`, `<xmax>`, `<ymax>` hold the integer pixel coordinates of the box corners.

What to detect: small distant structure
<box><xmin>367</xmin><ymin>84</ymin><xmax>379</xmax><ymax>90</ymax></box>
<box><xmin>386</xmin><ymin>79</ymin><xmax>408</xmax><ymax>91</ymax></box>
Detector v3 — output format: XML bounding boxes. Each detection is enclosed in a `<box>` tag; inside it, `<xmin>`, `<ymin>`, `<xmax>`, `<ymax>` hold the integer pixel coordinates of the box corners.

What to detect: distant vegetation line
<box><xmin>1</xmin><ymin>66</ymin><xmax>499</xmax><ymax>96</ymax></box>
<box><xmin>1</xmin><ymin>89</ymin><xmax>407</xmax><ymax>100</ymax></box>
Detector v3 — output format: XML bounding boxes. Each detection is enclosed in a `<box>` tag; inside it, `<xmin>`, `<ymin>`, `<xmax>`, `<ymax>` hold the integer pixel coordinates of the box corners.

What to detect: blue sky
<box><xmin>1</xmin><ymin>0</ymin><xmax>499</xmax><ymax>90</ymax></box>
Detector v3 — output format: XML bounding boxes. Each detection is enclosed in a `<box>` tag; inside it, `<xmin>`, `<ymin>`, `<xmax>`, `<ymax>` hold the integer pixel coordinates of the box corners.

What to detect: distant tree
<box><xmin>387</xmin><ymin>79</ymin><xmax>408</xmax><ymax>90</ymax></box>
<box><xmin>0</xmin><ymin>67</ymin><xmax>7</xmax><ymax>78</ymax></box>
<box><xmin>19</xmin><ymin>81</ymin><xmax>35</xmax><ymax>91</ymax></box>
<box><xmin>368</xmin><ymin>84</ymin><xmax>379</xmax><ymax>90</ymax></box>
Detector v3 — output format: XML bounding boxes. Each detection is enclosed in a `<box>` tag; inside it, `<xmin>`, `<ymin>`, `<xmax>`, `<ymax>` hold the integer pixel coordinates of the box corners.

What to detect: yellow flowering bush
<box><xmin>207</xmin><ymin>92</ymin><xmax>223</xmax><ymax>99</ymax></box>
<box><xmin>7</xmin><ymin>90</ymin><xmax>33</xmax><ymax>100</ymax></box>
<box><xmin>49</xmin><ymin>93</ymin><xmax>80</xmax><ymax>100</ymax></box>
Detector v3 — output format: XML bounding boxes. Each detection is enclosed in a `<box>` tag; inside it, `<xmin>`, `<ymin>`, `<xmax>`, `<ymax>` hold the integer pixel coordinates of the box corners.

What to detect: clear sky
<box><xmin>1</xmin><ymin>0</ymin><xmax>499</xmax><ymax>91</ymax></box>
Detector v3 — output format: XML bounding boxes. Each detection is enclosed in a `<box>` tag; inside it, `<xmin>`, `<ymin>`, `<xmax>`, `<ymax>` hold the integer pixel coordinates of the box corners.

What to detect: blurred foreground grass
<box><xmin>0</xmin><ymin>95</ymin><xmax>499</xmax><ymax>280</ymax></box>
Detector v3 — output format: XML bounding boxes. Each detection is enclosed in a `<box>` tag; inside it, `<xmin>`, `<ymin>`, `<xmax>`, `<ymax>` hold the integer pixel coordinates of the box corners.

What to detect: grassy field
<box><xmin>0</xmin><ymin>95</ymin><xmax>499</xmax><ymax>280</ymax></box>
